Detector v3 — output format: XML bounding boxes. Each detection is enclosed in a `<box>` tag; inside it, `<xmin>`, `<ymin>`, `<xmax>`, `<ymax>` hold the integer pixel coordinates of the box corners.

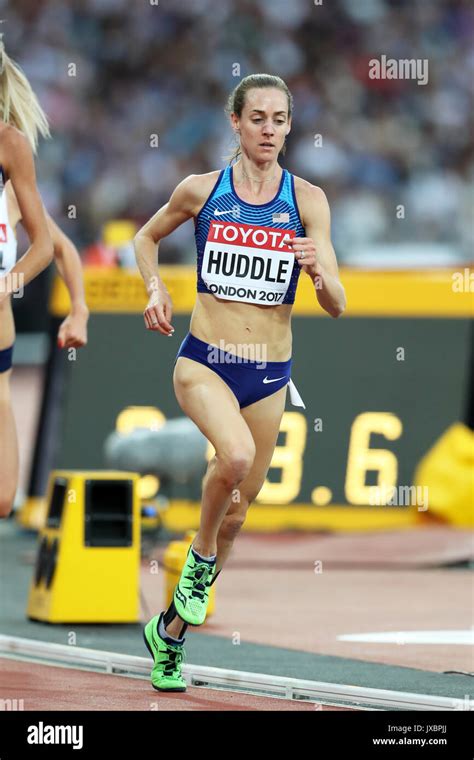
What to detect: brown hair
<box><xmin>224</xmin><ymin>73</ymin><xmax>293</xmax><ymax>164</ymax></box>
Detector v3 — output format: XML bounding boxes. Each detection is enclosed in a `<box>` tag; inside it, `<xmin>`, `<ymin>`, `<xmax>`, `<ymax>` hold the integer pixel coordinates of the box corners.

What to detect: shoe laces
<box><xmin>187</xmin><ymin>561</ymin><xmax>214</xmax><ymax>601</ymax></box>
<box><xmin>160</xmin><ymin>643</ymin><xmax>186</xmax><ymax>677</ymax></box>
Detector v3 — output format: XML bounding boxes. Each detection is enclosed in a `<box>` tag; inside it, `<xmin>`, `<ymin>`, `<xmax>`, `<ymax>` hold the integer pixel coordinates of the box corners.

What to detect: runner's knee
<box><xmin>217</xmin><ymin>443</ymin><xmax>256</xmax><ymax>488</ymax></box>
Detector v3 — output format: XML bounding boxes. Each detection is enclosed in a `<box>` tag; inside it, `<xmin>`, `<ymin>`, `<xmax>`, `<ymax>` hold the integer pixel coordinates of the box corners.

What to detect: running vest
<box><xmin>0</xmin><ymin>167</ymin><xmax>17</xmax><ymax>275</ymax></box>
<box><xmin>195</xmin><ymin>165</ymin><xmax>305</xmax><ymax>305</ymax></box>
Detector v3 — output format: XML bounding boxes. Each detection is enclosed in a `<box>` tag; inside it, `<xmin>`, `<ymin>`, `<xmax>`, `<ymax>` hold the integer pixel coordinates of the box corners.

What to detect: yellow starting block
<box><xmin>27</xmin><ymin>470</ymin><xmax>141</xmax><ymax>623</ymax></box>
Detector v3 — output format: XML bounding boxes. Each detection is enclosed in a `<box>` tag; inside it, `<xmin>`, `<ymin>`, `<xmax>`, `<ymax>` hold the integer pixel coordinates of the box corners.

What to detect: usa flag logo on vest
<box><xmin>0</xmin><ymin>224</ymin><xmax>7</xmax><ymax>243</ymax></box>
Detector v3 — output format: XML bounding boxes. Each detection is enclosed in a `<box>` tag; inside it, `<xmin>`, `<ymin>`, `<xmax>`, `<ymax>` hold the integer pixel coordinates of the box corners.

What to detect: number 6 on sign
<box><xmin>345</xmin><ymin>412</ymin><xmax>402</xmax><ymax>505</ymax></box>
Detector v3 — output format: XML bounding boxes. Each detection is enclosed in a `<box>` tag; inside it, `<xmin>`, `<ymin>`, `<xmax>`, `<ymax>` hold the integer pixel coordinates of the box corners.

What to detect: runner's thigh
<box><xmin>173</xmin><ymin>357</ymin><xmax>256</xmax><ymax>465</ymax></box>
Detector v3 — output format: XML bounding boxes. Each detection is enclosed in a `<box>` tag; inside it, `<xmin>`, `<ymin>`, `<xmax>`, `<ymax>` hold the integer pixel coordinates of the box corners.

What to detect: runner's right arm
<box><xmin>134</xmin><ymin>174</ymin><xmax>203</xmax><ymax>334</ymax></box>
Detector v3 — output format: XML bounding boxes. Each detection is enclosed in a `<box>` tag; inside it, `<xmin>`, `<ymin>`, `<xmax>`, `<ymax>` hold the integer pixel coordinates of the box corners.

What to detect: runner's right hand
<box><xmin>143</xmin><ymin>287</ymin><xmax>174</xmax><ymax>336</ymax></box>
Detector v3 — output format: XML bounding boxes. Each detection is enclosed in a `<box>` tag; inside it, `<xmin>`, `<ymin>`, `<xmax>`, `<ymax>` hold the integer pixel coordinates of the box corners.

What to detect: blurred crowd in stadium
<box><xmin>4</xmin><ymin>0</ymin><xmax>473</xmax><ymax>263</ymax></box>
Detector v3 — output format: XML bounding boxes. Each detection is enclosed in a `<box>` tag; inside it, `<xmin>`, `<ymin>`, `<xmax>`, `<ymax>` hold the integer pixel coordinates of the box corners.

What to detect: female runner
<box><xmin>0</xmin><ymin>41</ymin><xmax>88</xmax><ymax>518</ymax></box>
<box><xmin>135</xmin><ymin>74</ymin><xmax>346</xmax><ymax>691</ymax></box>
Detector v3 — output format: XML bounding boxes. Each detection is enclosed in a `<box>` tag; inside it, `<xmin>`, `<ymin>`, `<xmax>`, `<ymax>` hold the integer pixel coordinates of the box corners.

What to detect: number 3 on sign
<box><xmin>345</xmin><ymin>412</ymin><xmax>402</xmax><ymax>505</ymax></box>
<box><xmin>257</xmin><ymin>412</ymin><xmax>307</xmax><ymax>504</ymax></box>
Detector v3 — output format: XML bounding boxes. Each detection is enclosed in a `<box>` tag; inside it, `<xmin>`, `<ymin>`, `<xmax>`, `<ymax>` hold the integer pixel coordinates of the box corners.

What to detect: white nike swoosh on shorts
<box><xmin>263</xmin><ymin>376</ymin><xmax>286</xmax><ymax>384</ymax></box>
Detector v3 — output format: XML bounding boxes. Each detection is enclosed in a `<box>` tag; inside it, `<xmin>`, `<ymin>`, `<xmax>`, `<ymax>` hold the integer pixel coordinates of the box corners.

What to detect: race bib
<box><xmin>201</xmin><ymin>220</ymin><xmax>296</xmax><ymax>305</ymax></box>
<box><xmin>0</xmin><ymin>223</ymin><xmax>16</xmax><ymax>274</ymax></box>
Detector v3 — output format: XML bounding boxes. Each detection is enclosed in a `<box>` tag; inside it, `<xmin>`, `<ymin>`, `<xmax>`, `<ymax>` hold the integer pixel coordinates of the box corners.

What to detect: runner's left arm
<box><xmin>287</xmin><ymin>184</ymin><xmax>346</xmax><ymax>318</ymax></box>
<box><xmin>45</xmin><ymin>211</ymin><xmax>89</xmax><ymax>348</ymax></box>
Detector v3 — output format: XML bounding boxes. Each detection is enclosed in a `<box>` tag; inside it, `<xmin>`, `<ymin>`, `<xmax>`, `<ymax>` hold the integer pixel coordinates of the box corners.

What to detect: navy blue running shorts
<box><xmin>0</xmin><ymin>344</ymin><xmax>13</xmax><ymax>373</ymax></box>
<box><xmin>174</xmin><ymin>332</ymin><xmax>291</xmax><ymax>409</ymax></box>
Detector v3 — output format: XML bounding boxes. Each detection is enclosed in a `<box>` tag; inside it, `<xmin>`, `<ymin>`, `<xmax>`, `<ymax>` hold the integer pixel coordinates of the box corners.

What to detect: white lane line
<box><xmin>0</xmin><ymin>634</ymin><xmax>469</xmax><ymax>710</ymax></box>
<box><xmin>338</xmin><ymin>630</ymin><xmax>474</xmax><ymax>645</ymax></box>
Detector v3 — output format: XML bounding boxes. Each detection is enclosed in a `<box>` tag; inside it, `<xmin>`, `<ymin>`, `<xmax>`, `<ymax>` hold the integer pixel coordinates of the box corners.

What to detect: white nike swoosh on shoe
<box><xmin>263</xmin><ymin>376</ymin><xmax>286</xmax><ymax>384</ymax></box>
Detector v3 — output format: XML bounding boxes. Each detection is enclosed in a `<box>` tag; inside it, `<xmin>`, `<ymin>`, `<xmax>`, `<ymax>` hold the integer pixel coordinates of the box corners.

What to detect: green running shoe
<box><xmin>173</xmin><ymin>544</ymin><xmax>216</xmax><ymax>626</ymax></box>
<box><xmin>143</xmin><ymin>612</ymin><xmax>187</xmax><ymax>692</ymax></box>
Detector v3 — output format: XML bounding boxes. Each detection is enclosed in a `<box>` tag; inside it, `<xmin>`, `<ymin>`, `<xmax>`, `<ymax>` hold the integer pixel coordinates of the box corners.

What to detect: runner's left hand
<box><xmin>58</xmin><ymin>305</ymin><xmax>89</xmax><ymax>349</ymax></box>
<box><xmin>284</xmin><ymin>236</ymin><xmax>319</xmax><ymax>279</ymax></box>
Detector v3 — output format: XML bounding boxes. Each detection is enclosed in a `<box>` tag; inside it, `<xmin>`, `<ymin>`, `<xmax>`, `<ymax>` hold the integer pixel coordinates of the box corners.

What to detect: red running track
<box><xmin>0</xmin><ymin>659</ymin><xmax>359</xmax><ymax>711</ymax></box>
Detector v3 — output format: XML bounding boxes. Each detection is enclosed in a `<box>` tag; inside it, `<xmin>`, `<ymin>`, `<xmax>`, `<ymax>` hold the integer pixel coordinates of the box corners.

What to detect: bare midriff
<box><xmin>189</xmin><ymin>292</ymin><xmax>293</xmax><ymax>362</ymax></box>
